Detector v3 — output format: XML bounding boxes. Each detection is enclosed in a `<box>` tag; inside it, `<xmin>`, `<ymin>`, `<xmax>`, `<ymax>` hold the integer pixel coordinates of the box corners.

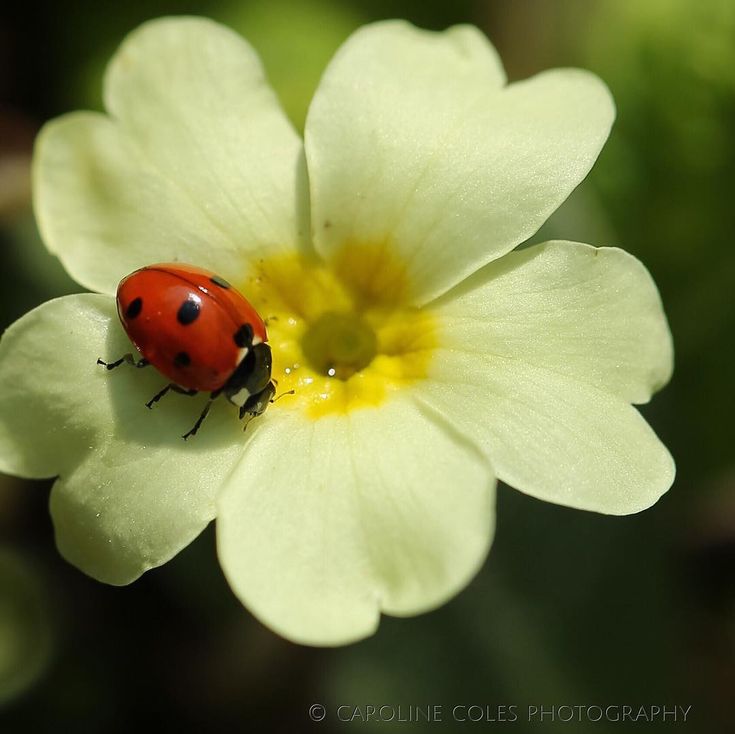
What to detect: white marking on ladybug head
<box><xmin>227</xmin><ymin>386</ymin><xmax>252</xmax><ymax>407</ymax></box>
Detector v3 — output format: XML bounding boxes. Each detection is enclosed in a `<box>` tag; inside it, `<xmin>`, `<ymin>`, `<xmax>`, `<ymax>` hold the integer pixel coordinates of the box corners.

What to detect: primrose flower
<box><xmin>0</xmin><ymin>18</ymin><xmax>674</xmax><ymax>645</ymax></box>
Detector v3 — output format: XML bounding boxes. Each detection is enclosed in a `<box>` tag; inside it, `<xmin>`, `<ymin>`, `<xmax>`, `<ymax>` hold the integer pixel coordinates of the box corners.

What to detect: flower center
<box><xmin>240</xmin><ymin>244</ymin><xmax>437</xmax><ymax>418</ymax></box>
<box><xmin>301</xmin><ymin>311</ymin><xmax>377</xmax><ymax>380</ymax></box>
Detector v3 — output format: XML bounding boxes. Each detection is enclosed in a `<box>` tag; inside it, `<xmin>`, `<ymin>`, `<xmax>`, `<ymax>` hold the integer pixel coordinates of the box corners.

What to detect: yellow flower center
<box><xmin>241</xmin><ymin>243</ymin><xmax>437</xmax><ymax>418</ymax></box>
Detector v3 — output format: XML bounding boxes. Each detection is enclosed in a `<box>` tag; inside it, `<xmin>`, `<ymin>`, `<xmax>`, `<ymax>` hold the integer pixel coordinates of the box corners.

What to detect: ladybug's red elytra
<box><xmin>98</xmin><ymin>263</ymin><xmax>283</xmax><ymax>439</ymax></box>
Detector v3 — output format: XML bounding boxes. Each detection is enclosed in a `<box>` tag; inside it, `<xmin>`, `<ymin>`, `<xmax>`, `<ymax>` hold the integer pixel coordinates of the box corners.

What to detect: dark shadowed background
<box><xmin>1</xmin><ymin>0</ymin><xmax>733</xmax><ymax>731</ymax></box>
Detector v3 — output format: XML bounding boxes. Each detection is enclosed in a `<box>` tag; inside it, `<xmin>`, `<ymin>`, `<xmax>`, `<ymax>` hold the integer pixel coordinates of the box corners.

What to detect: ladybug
<box><xmin>98</xmin><ymin>263</ymin><xmax>283</xmax><ymax>439</ymax></box>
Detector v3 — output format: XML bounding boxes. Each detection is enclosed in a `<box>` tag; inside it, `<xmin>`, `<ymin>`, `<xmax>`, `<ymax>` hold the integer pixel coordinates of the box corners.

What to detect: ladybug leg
<box><xmin>171</xmin><ymin>385</ymin><xmax>199</xmax><ymax>396</ymax></box>
<box><xmin>146</xmin><ymin>383</ymin><xmax>198</xmax><ymax>410</ymax></box>
<box><xmin>182</xmin><ymin>391</ymin><xmax>220</xmax><ymax>441</ymax></box>
<box><xmin>146</xmin><ymin>384</ymin><xmax>171</xmax><ymax>408</ymax></box>
<box><xmin>97</xmin><ymin>354</ymin><xmax>149</xmax><ymax>370</ymax></box>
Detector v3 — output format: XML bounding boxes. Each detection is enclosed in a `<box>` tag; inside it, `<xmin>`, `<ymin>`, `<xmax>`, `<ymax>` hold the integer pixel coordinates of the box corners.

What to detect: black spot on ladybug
<box><xmin>234</xmin><ymin>323</ymin><xmax>254</xmax><ymax>348</ymax></box>
<box><xmin>174</xmin><ymin>351</ymin><xmax>191</xmax><ymax>368</ymax></box>
<box><xmin>210</xmin><ymin>275</ymin><xmax>231</xmax><ymax>289</ymax></box>
<box><xmin>125</xmin><ymin>297</ymin><xmax>143</xmax><ymax>319</ymax></box>
<box><xmin>177</xmin><ymin>296</ymin><xmax>201</xmax><ymax>325</ymax></box>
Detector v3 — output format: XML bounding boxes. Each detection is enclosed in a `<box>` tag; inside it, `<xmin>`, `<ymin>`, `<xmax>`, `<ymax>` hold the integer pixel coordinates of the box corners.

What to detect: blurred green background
<box><xmin>1</xmin><ymin>0</ymin><xmax>733</xmax><ymax>731</ymax></box>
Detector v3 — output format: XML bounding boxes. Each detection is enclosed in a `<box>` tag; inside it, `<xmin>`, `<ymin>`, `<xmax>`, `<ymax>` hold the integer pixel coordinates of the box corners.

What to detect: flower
<box><xmin>0</xmin><ymin>17</ymin><xmax>674</xmax><ymax>645</ymax></box>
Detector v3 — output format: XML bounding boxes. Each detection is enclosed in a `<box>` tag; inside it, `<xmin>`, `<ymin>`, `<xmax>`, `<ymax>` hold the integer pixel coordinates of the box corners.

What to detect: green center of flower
<box><xmin>301</xmin><ymin>311</ymin><xmax>377</xmax><ymax>380</ymax></box>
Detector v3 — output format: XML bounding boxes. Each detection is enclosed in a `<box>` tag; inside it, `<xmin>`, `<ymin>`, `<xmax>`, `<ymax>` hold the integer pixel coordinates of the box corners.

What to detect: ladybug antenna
<box><xmin>271</xmin><ymin>388</ymin><xmax>295</xmax><ymax>404</ymax></box>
